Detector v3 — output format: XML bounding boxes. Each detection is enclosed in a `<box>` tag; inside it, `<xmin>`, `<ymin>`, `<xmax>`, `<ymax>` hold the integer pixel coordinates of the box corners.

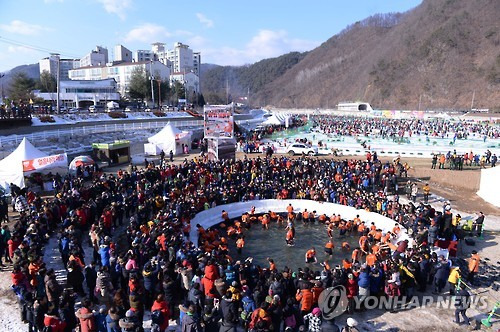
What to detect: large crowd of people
<box><xmin>310</xmin><ymin>115</ymin><xmax>500</xmax><ymax>140</ymax></box>
<box><xmin>2</xmin><ymin>147</ymin><xmax>486</xmax><ymax>331</ymax></box>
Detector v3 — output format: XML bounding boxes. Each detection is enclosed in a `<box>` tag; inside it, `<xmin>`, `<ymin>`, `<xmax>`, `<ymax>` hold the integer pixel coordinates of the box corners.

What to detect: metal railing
<box><xmin>0</xmin><ymin>120</ymin><xmax>205</xmax><ymax>147</ymax></box>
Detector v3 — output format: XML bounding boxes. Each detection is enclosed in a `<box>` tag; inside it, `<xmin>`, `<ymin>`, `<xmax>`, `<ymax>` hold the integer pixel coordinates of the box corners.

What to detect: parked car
<box><xmin>68</xmin><ymin>107</ymin><xmax>84</xmax><ymax>114</ymax></box>
<box><xmin>287</xmin><ymin>143</ymin><xmax>318</xmax><ymax>156</ymax></box>
<box><xmin>89</xmin><ymin>105</ymin><xmax>105</xmax><ymax>113</ymax></box>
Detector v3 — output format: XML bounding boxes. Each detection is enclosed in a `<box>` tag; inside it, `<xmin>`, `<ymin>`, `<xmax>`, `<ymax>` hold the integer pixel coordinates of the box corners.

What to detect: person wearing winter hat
<box><xmin>303</xmin><ymin>307</ymin><xmax>322</xmax><ymax>332</ymax></box>
<box><xmin>341</xmin><ymin>317</ymin><xmax>359</xmax><ymax>332</ymax></box>
<box><xmin>119</xmin><ymin>309</ymin><xmax>140</xmax><ymax>332</ymax></box>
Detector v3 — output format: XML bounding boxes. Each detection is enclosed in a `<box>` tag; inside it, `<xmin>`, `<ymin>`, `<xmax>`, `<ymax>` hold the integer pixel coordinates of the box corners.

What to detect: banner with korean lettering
<box><xmin>204</xmin><ymin>104</ymin><xmax>234</xmax><ymax>139</ymax></box>
<box><xmin>23</xmin><ymin>153</ymin><xmax>68</xmax><ymax>175</ymax></box>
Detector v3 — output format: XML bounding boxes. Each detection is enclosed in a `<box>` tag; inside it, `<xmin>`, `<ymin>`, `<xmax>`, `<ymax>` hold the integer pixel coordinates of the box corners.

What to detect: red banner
<box><xmin>23</xmin><ymin>153</ymin><xmax>68</xmax><ymax>172</ymax></box>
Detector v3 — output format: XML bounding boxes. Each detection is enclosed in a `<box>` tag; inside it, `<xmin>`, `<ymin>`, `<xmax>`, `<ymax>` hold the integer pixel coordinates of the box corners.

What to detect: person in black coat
<box><xmin>33</xmin><ymin>296</ymin><xmax>48</xmax><ymax>332</ymax></box>
<box><xmin>219</xmin><ymin>311</ymin><xmax>238</xmax><ymax>332</ymax></box>
<box><xmin>454</xmin><ymin>286</ymin><xmax>471</xmax><ymax>325</ymax></box>
<box><xmin>59</xmin><ymin>291</ymin><xmax>77</xmax><ymax>332</ymax></box>
<box><xmin>67</xmin><ymin>261</ymin><xmax>85</xmax><ymax>297</ymax></box>
<box><xmin>433</xmin><ymin>257</ymin><xmax>450</xmax><ymax>294</ymax></box>
<box><xmin>84</xmin><ymin>262</ymin><xmax>97</xmax><ymax>302</ymax></box>
<box><xmin>201</xmin><ymin>305</ymin><xmax>220</xmax><ymax>332</ymax></box>
<box><xmin>220</xmin><ymin>291</ymin><xmax>237</xmax><ymax>321</ymax></box>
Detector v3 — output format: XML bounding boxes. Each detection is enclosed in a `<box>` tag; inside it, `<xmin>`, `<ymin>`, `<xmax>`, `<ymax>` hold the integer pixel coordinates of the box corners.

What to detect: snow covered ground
<box><xmin>31</xmin><ymin>111</ymin><xmax>193</xmax><ymax>126</ymax></box>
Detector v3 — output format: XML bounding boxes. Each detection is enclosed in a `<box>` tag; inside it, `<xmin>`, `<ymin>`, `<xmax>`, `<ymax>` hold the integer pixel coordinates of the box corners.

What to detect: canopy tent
<box><xmin>69</xmin><ymin>155</ymin><xmax>95</xmax><ymax>173</ymax></box>
<box><xmin>261</xmin><ymin>114</ymin><xmax>283</xmax><ymax>126</ymax></box>
<box><xmin>146</xmin><ymin>122</ymin><xmax>192</xmax><ymax>156</ymax></box>
<box><xmin>477</xmin><ymin>166</ymin><xmax>500</xmax><ymax>207</ymax></box>
<box><xmin>0</xmin><ymin>138</ymin><xmax>47</xmax><ymax>192</ymax></box>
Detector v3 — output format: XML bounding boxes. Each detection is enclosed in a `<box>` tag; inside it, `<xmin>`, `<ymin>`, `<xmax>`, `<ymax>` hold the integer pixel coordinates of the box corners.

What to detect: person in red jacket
<box><xmin>151</xmin><ymin>294</ymin><xmax>171</xmax><ymax>331</ymax></box>
<box><xmin>345</xmin><ymin>273</ymin><xmax>358</xmax><ymax>314</ymax></box>
<box><xmin>44</xmin><ymin>308</ymin><xmax>67</xmax><ymax>332</ymax></box>
<box><xmin>8</xmin><ymin>236</ymin><xmax>21</xmax><ymax>259</ymax></box>
<box><xmin>75</xmin><ymin>298</ymin><xmax>97</xmax><ymax>332</ymax></box>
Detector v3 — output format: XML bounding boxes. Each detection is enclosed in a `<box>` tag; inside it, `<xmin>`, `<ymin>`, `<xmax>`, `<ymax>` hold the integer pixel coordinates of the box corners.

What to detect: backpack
<box><xmin>151</xmin><ymin>310</ymin><xmax>164</xmax><ymax>325</ymax></box>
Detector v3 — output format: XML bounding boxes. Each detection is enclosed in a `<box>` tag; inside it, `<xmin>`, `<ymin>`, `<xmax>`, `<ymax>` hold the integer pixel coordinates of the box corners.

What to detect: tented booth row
<box><xmin>0</xmin><ymin>138</ymin><xmax>68</xmax><ymax>193</ymax></box>
<box><xmin>144</xmin><ymin>122</ymin><xmax>192</xmax><ymax>156</ymax></box>
<box><xmin>0</xmin><ymin>138</ymin><xmax>98</xmax><ymax>194</ymax></box>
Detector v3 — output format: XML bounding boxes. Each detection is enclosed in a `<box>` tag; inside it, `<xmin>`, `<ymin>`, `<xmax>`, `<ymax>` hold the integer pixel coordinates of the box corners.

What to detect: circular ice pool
<box><xmin>228</xmin><ymin>220</ymin><xmax>360</xmax><ymax>271</ymax></box>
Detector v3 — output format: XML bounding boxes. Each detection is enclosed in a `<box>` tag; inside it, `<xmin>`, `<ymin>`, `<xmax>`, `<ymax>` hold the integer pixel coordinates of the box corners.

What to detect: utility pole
<box><xmin>226</xmin><ymin>78</ymin><xmax>229</xmax><ymax>105</ymax></box>
<box><xmin>418</xmin><ymin>94</ymin><xmax>422</xmax><ymax>112</ymax></box>
<box><xmin>157</xmin><ymin>79</ymin><xmax>161</xmax><ymax>109</ymax></box>
<box><xmin>470</xmin><ymin>90</ymin><xmax>475</xmax><ymax>110</ymax></box>
<box><xmin>149</xmin><ymin>60</ymin><xmax>155</xmax><ymax>108</ymax></box>
<box><xmin>51</xmin><ymin>53</ymin><xmax>61</xmax><ymax>113</ymax></box>
<box><xmin>0</xmin><ymin>73</ymin><xmax>5</xmax><ymax>102</ymax></box>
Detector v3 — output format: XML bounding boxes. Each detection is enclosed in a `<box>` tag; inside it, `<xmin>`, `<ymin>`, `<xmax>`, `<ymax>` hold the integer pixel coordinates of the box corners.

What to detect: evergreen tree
<box><xmin>128</xmin><ymin>67</ymin><xmax>149</xmax><ymax>101</ymax></box>
<box><xmin>37</xmin><ymin>70</ymin><xmax>57</xmax><ymax>92</ymax></box>
<box><xmin>8</xmin><ymin>72</ymin><xmax>36</xmax><ymax>101</ymax></box>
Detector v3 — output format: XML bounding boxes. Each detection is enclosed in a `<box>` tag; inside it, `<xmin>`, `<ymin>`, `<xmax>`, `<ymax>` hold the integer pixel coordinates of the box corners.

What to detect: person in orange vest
<box><xmin>286</xmin><ymin>226</ymin><xmax>295</xmax><ymax>246</ymax></box>
<box><xmin>467</xmin><ymin>250</ymin><xmax>480</xmax><ymax>284</ymax></box>
<box><xmin>342</xmin><ymin>242</ymin><xmax>351</xmax><ymax>251</ymax></box>
<box><xmin>324</xmin><ymin>240</ymin><xmax>334</xmax><ymax>257</ymax></box>
<box><xmin>305</xmin><ymin>247</ymin><xmax>317</xmax><ymax>263</ymax></box>
<box><xmin>221</xmin><ymin>210</ymin><xmax>229</xmax><ymax>222</ymax></box>
<box><xmin>359</xmin><ymin>235</ymin><xmax>368</xmax><ymax>254</ymax></box>
<box><xmin>269</xmin><ymin>210</ymin><xmax>278</xmax><ymax>222</ymax></box>
<box><xmin>357</xmin><ymin>221</ymin><xmax>366</xmax><ymax>235</ymax></box>
<box><xmin>296</xmin><ymin>287</ymin><xmax>314</xmax><ymax>315</ymax></box>
<box><xmin>342</xmin><ymin>258</ymin><xmax>353</xmax><ymax>270</ymax></box>
<box><xmin>352</xmin><ymin>247</ymin><xmax>361</xmax><ymax>263</ymax></box>
<box><xmin>236</xmin><ymin>236</ymin><xmax>245</xmax><ymax>255</ymax></box>
<box><xmin>267</xmin><ymin>257</ymin><xmax>276</xmax><ymax>272</ymax></box>
<box><xmin>286</xmin><ymin>203</ymin><xmax>294</xmax><ymax>214</ymax></box>
<box><xmin>260</xmin><ymin>214</ymin><xmax>270</xmax><ymax>229</ymax></box>
<box><xmin>327</xmin><ymin>222</ymin><xmax>335</xmax><ymax>238</ymax></box>
<box><xmin>366</xmin><ymin>251</ymin><xmax>377</xmax><ymax>267</ymax></box>
<box><xmin>302</xmin><ymin>209</ymin><xmax>310</xmax><ymax>223</ymax></box>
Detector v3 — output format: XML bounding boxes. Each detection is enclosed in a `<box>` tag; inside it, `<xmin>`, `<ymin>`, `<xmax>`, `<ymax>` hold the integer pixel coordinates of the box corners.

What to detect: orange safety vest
<box><xmin>236</xmin><ymin>238</ymin><xmax>245</xmax><ymax>248</ymax></box>
<box><xmin>306</xmin><ymin>250</ymin><xmax>316</xmax><ymax>258</ymax></box>
<box><xmin>468</xmin><ymin>254</ymin><xmax>480</xmax><ymax>273</ymax></box>
<box><xmin>343</xmin><ymin>259</ymin><xmax>352</xmax><ymax>269</ymax></box>
<box><xmin>352</xmin><ymin>249</ymin><xmax>360</xmax><ymax>262</ymax></box>
<box><xmin>366</xmin><ymin>253</ymin><xmax>377</xmax><ymax>266</ymax></box>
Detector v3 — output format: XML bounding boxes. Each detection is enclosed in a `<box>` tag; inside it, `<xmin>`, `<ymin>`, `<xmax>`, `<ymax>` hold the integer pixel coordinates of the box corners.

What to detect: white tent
<box><xmin>0</xmin><ymin>138</ymin><xmax>47</xmax><ymax>192</ymax></box>
<box><xmin>262</xmin><ymin>114</ymin><xmax>283</xmax><ymax>126</ymax></box>
<box><xmin>146</xmin><ymin>122</ymin><xmax>192</xmax><ymax>156</ymax></box>
<box><xmin>477</xmin><ymin>166</ymin><xmax>500</xmax><ymax>207</ymax></box>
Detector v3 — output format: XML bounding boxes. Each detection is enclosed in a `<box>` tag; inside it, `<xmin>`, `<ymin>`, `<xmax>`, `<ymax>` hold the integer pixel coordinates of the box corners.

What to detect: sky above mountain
<box><xmin>0</xmin><ymin>0</ymin><xmax>422</xmax><ymax>72</ymax></box>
